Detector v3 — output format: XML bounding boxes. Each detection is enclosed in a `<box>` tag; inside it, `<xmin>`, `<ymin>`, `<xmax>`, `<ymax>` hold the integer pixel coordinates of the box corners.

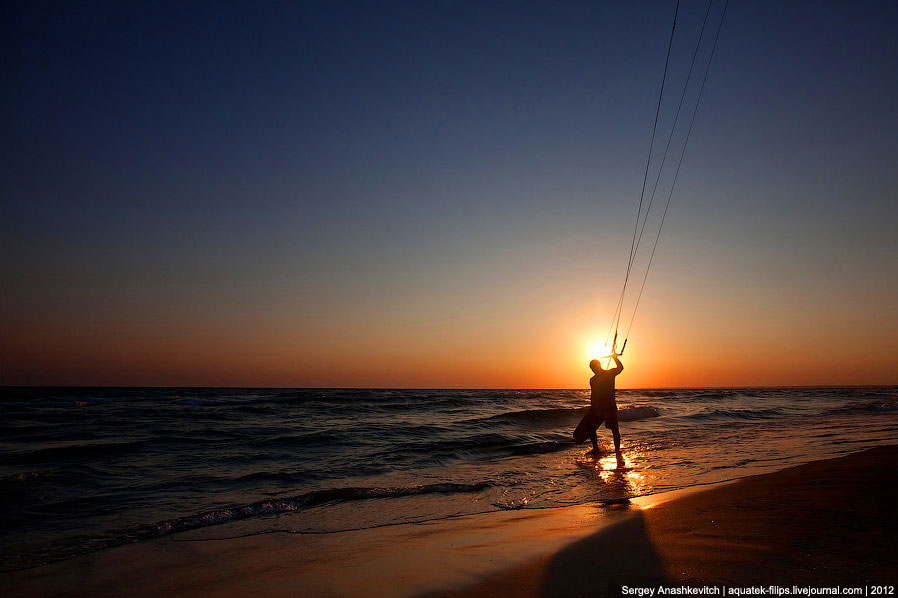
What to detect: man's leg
<box><xmin>589</xmin><ymin>429</ymin><xmax>599</xmax><ymax>453</ymax></box>
<box><xmin>610</xmin><ymin>424</ymin><xmax>624</xmax><ymax>466</ymax></box>
<box><xmin>589</xmin><ymin>416</ymin><xmax>604</xmax><ymax>452</ymax></box>
<box><xmin>611</xmin><ymin>425</ymin><xmax>621</xmax><ymax>452</ymax></box>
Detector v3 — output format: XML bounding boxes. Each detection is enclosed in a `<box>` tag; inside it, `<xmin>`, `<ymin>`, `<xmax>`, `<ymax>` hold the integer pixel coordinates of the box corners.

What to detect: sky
<box><xmin>1</xmin><ymin>0</ymin><xmax>896</xmax><ymax>388</ymax></box>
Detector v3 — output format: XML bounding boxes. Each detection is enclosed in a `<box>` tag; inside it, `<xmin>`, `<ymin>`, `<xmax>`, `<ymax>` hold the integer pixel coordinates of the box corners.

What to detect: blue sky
<box><xmin>2</xmin><ymin>1</ymin><xmax>896</xmax><ymax>387</ymax></box>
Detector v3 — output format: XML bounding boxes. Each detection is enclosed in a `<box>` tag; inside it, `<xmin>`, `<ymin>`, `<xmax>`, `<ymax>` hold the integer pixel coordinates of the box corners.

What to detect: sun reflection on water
<box><xmin>579</xmin><ymin>448</ymin><xmax>650</xmax><ymax>499</ymax></box>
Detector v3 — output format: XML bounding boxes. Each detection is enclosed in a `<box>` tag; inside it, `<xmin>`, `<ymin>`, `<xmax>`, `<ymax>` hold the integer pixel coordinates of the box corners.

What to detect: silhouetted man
<box><xmin>587</xmin><ymin>355</ymin><xmax>623</xmax><ymax>459</ymax></box>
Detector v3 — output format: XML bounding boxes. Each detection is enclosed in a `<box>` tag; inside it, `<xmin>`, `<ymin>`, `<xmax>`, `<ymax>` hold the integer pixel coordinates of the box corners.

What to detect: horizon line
<box><xmin>2</xmin><ymin>384</ymin><xmax>895</xmax><ymax>391</ymax></box>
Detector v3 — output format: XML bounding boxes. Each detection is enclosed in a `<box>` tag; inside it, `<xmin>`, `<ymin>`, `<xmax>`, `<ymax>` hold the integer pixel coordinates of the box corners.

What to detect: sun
<box><xmin>587</xmin><ymin>338</ymin><xmax>613</xmax><ymax>363</ymax></box>
<box><xmin>572</xmin><ymin>326</ymin><xmax>627</xmax><ymax>377</ymax></box>
<box><xmin>585</xmin><ymin>335</ymin><xmax>627</xmax><ymax>371</ymax></box>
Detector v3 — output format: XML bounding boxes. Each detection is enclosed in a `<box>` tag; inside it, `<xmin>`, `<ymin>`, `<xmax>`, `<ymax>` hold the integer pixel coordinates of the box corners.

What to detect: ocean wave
<box><xmin>475</xmin><ymin>405</ymin><xmax>660</xmax><ymax>427</ymax></box>
<box><xmin>373</xmin><ymin>429</ymin><xmax>624</xmax><ymax>463</ymax></box>
<box><xmin>4</xmin><ymin>386</ymin><xmax>895</xmax><ymax>575</ymax></box>
<box><xmin>373</xmin><ymin>432</ymin><xmax>514</xmax><ymax>462</ymax></box>
<box><xmin>0</xmin><ymin>464</ymin><xmax>108</xmax><ymax>486</ymax></box>
<box><xmin>366</xmin><ymin>407</ymin><xmax>661</xmax><ymax>462</ymax></box>
<box><xmin>862</xmin><ymin>401</ymin><xmax>898</xmax><ymax>412</ymax></box>
<box><xmin>232</xmin><ymin>470</ymin><xmax>313</xmax><ymax>485</ymax></box>
<box><xmin>1</xmin><ymin>480</ymin><xmax>495</xmax><ymax>572</ymax></box>
<box><xmin>510</xmin><ymin>440</ymin><xmax>576</xmax><ymax>455</ymax></box>
<box><xmin>172</xmin><ymin>395</ymin><xmax>295</xmax><ymax>407</ymax></box>
<box><xmin>618</xmin><ymin>406</ymin><xmax>661</xmax><ymax>422</ymax></box>
<box><xmin>252</xmin><ymin>430</ymin><xmax>349</xmax><ymax>447</ymax></box>
<box><xmin>0</xmin><ymin>470</ymin><xmax>47</xmax><ymax>483</ymax></box>
<box><xmin>0</xmin><ymin>440</ymin><xmax>145</xmax><ymax>466</ymax></box>
<box><xmin>683</xmin><ymin>407</ymin><xmax>789</xmax><ymax>421</ymax></box>
<box><xmin>477</xmin><ymin>407</ymin><xmax>587</xmax><ymax>425</ymax></box>
<box><xmin>824</xmin><ymin>398</ymin><xmax>898</xmax><ymax>416</ymax></box>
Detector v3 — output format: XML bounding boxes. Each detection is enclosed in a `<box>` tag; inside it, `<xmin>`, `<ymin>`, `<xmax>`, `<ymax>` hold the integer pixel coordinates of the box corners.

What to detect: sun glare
<box><xmin>588</xmin><ymin>339</ymin><xmax>610</xmax><ymax>358</ymax></box>
<box><xmin>587</xmin><ymin>339</ymin><xmax>615</xmax><ymax>369</ymax></box>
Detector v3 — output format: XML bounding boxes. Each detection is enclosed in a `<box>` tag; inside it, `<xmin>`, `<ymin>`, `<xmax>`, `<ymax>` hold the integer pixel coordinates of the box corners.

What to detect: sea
<box><xmin>2</xmin><ymin>386</ymin><xmax>897</xmax><ymax>572</ymax></box>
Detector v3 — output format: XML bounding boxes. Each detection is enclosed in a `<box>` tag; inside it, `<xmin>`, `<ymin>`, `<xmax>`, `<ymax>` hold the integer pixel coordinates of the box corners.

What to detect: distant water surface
<box><xmin>1</xmin><ymin>386</ymin><xmax>896</xmax><ymax>571</ymax></box>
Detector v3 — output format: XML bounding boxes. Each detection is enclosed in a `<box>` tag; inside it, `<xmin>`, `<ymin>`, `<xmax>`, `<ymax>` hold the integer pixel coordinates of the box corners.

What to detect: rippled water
<box><xmin>1</xmin><ymin>386</ymin><xmax>896</xmax><ymax>571</ymax></box>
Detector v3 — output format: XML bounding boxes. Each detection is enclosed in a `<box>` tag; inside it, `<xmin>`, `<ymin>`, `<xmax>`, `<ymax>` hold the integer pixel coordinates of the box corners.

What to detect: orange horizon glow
<box><xmin>4</xmin><ymin>292</ymin><xmax>896</xmax><ymax>389</ymax></box>
<box><xmin>3</xmin><ymin>203</ymin><xmax>895</xmax><ymax>390</ymax></box>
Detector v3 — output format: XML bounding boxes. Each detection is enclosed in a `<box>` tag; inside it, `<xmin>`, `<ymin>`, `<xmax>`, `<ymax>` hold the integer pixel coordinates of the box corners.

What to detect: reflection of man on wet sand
<box><xmin>574</xmin><ymin>355</ymin><xmax>624</xmax><ymax>464</ymax></box>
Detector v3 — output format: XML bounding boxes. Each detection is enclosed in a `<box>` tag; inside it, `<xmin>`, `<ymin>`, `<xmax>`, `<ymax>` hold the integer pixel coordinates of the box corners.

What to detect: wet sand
<box><xmin>432</xmin><ymin>445</ymin><xmax>898</xmax><ymax>597</ymax></box>
<box><xmin>3</xmin><ymin>446</ymin><xmax>896</xmax><ymax>597</ymax></box>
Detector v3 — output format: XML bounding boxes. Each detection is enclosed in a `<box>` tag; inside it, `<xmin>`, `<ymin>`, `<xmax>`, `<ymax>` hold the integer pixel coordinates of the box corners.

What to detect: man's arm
<box><xmin>612</xmin><ymin>355</ymin><xmax>624</xmax><ymax>376</ymax></box>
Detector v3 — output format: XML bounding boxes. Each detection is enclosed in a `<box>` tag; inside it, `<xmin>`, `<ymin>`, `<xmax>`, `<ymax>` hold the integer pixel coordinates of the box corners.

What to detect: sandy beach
<box><xmin>3</xmin><ymin>445</ymin><xmax>895</xmax><ymax>598</ymax></box>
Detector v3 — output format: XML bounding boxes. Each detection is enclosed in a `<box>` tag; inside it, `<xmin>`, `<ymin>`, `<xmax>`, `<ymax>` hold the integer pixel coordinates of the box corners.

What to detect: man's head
<box><xmin>589</xmin><ymin>359</ymin><xmax>603</xmax><ymax>373</ymax></box>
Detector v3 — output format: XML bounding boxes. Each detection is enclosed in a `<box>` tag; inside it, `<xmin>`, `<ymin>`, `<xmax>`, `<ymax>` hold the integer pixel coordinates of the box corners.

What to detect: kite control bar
<box><xmin>600</xmin><ymin>333</ymin><xmax>627</xmax><ymax>359</ymax></box>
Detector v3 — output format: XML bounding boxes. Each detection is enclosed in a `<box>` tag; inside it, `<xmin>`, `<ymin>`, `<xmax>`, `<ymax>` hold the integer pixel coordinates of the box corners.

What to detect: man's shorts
<box><xmin>590</xmin><ymin>402</ymin><xmax>619</xmax><ymax>430</ymax></box>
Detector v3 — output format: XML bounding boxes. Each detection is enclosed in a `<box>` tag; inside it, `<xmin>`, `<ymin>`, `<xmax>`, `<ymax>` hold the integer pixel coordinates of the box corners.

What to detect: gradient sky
<box><xmin>2</xmin><ymin>1</ymin><xmax>896</xmax><ymax>388</ymax></box>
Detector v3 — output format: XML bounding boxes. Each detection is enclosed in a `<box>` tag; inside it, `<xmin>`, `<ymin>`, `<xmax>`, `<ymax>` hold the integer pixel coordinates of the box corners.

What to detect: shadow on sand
<box><xmin>537</xmin><ymin>510</ymin><xmax>668</xmax><ymax>598</ymax></box>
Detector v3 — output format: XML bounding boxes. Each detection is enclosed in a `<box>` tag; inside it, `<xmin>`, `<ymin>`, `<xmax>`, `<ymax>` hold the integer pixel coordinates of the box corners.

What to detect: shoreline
<box><xmin>429</xmin><ymin>445</ymin><xmax>898</xmax><ymax>597</ymax></box>
<box><xmin>2</xmin><ymin>446</ymin><xmax>896</xmax><ymax>597</ymax></box>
